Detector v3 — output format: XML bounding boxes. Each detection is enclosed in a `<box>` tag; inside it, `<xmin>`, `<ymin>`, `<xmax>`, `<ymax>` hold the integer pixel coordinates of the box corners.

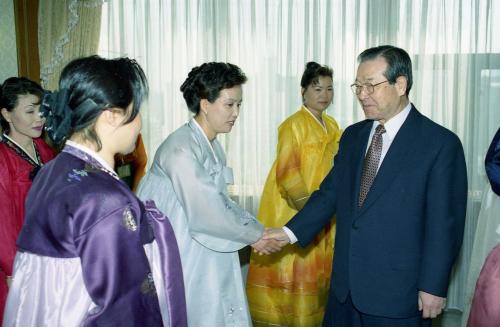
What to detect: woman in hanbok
<box><xmin>246</xmin><ymin>62</ymin><xmax>342</xmax><ymax>326</ymax></box>
<box><xmin>464</xmin><ymin>127</ymin><xmax>500</xmax><ymax>327</ymax></box>
<box><xmin>3</xmin><ymin>56</ymin><xmax>186</xmax><ymax>327</ymax></box>
<box><xmin>137</xmin><ymin>62</ymin><xmax>280</xmax><ymax>327</ymax></box>
<box><xmin>0</xmin><ymin>77</ymin><xmax>54</xmax><ymax>320</ymax></box>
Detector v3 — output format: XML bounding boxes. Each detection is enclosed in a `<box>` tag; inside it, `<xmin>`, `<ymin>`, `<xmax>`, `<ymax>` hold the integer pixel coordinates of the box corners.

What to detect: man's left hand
<box><xmin>418</xmin><ymin>291</ymin><xmax>446</xmax><ymax>319</ymax></box>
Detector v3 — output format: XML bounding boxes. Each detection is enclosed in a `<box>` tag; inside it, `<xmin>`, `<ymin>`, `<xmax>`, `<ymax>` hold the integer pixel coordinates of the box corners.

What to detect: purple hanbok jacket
<box><xmin>16</xmin><ymin>144</ymin><xmax>185</xmax><ymax>326</ymax></box>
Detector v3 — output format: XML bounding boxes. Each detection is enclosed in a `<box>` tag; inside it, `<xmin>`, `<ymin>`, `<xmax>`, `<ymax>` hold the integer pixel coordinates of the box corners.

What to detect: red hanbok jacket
<box><xmin>0</xmin><ymin>136</ymin><xmax>54</xmax><ymax>320</ymax></box>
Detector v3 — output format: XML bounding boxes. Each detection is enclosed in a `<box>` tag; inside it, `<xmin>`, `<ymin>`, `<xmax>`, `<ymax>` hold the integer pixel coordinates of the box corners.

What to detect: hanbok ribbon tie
<box><xmin>144</xmin><ymin>200</ymin><xmax>188</xmax><ymax>327</ymax></box>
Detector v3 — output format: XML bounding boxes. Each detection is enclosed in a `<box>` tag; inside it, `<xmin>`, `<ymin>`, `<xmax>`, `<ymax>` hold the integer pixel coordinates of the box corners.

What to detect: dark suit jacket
<box><xmin>485</xmin><ymin>127</ymin><xmax>500</xmax><ymax>196</ymax></box>
<box><xmin>286</xmin><ymin>105</ymin><xmax>467</xmax><ymax>318</ymax></box>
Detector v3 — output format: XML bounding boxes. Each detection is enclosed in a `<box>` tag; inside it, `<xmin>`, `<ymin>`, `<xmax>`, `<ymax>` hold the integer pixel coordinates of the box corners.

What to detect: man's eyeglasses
<box><xmin>350</xmin><ymin>80</ymin><xmax>389</xmax><ymax>95</ymax></box>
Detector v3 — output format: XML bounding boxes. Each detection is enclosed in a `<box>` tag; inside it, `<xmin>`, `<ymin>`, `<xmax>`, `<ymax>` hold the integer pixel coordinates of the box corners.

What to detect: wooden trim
<box><xmin>13</xmin><ymin>0</ymin><xmax>40</xmax><ymax>83</ymax></box>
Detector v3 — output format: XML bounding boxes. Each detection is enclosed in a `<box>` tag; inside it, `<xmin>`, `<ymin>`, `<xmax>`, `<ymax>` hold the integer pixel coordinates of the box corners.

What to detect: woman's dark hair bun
<box><xmin>37</xmin><ymin>56</ymin><xmax>148</xmax><ymax>148</ymax></box>
<box><xmin>300</xmin><ymin>61</ymin><xmax>333</xmax><ymax>89</ymax></box>
<box><xmin>305</xmin><ymin>61</ymin><xmax>321</xmax><ymax>70</ymax></box>
<box><xmin>40</xmin><ymin>89</ymin><xmax>72</xmax><ymax>144</ymax></box>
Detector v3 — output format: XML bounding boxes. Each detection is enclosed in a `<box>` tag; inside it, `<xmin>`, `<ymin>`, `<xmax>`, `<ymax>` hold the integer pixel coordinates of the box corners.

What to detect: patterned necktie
<box><xmin>358</xmin><ymin>124</ymin><xmax>386</xmax><ymax>207</ymax></box>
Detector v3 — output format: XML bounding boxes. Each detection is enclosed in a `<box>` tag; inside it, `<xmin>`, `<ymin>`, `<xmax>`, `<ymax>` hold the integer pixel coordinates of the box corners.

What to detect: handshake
<box><xmin>251</xmin><ymin>228</ymin><xmax>291</xmax><ymax>255</ymax></box>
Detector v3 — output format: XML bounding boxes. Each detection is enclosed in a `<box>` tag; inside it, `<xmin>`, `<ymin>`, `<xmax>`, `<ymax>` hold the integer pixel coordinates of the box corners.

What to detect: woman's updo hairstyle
<box><xmin>41</xmin><ymin>55</ymin><xmax>148</xmax><ymax>148</ymax></box>
<box><xmin>0</xmin><ymin>77</ymin><xmax>44</xmax><ymax>132</ymax></box>
<box><xmin>300</xmin><ymin>61</ymin><xmax>333</xmax><ymax>89</ymax></box>
<box><xmin>180</xmin><ymin>62</ymin><xmax>247</xmax><ymax>114</ymax></box>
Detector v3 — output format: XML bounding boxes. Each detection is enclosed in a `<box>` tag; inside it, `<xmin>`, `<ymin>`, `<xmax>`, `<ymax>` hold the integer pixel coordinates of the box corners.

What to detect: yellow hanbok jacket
<box><xmin>247</xmin><ymin>105</ymin><xmax>341</xmax><ymax>327</ymax></box>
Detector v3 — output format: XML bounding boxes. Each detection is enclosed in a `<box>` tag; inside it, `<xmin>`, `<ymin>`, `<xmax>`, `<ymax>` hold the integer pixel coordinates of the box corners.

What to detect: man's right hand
<box><xmin>252</xmin><ymin>227</ymin><xmax>290</xmax><ymax>255</ymax></box>
<box><xmin>262</xmin><ymin>228</ymin><xmax>290</xmax><ymax>243</ymax></box>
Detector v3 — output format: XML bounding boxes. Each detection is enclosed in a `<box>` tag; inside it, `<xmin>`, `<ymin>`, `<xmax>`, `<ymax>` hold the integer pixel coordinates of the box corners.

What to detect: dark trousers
<box><xmin>323</xmin><ymin>292</ymin><xmax>433</xmax><ymax>327</ymax></box>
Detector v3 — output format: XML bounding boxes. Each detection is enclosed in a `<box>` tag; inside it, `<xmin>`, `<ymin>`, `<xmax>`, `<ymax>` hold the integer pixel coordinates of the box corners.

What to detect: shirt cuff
<box><xmin>282</xmin><ymin>226</ymin><xmax>298</xmax><ymax>244</ymax></box>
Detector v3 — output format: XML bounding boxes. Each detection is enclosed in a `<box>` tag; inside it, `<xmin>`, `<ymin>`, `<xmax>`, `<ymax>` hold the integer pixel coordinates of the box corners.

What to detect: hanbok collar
<box><xmin>189</xmin><ymin>118</ymin><xmax>219</xmax><ymax>164</ymax></box>
<box><xmin>1</xmin><ymin>133</ymin><xmax>43</xmax><ymax>180</ymax></box>
<box><xmin>63</xmin><ymin>140</ymin><xmax>119</xmax><ymax>180</ymax></box>
<box><xmin>1</xmin><ymin>133</ymin><xmax>41</xmax><ymax>166</ymax></box>
<box><xmin>301</xmin><ymin>105</ymin><xmax>327</xmax><ymax>131</ymax></box>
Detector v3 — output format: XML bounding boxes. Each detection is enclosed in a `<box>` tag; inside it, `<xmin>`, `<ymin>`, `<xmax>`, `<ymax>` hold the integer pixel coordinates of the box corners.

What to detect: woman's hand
<box><xmin>251</xmin><ymin>228</ymin><xmax>289</xmax><ymax>255</ymax></box>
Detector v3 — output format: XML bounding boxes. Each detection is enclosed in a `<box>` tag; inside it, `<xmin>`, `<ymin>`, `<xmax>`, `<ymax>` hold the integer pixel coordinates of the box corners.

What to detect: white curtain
<box><xmin>38</xmin><ymin>0</ymin><xmax>103</xmax><ymax>90</ymax></box>
<box><xmin>98</xmin><ymin>0</ymin><xmax>500</xmax><ymax>315</ymax></box>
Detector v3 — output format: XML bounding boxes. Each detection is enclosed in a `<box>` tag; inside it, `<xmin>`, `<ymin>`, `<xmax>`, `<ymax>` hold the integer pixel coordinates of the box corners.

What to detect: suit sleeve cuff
<box><xmin>282</xmin><ymin>226</ymin><xmax>298</xmax><ymax>244</ymax></box>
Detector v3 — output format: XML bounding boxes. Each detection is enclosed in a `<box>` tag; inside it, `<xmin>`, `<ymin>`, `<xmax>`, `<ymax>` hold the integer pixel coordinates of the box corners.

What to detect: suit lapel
<box><xmin>356</xmin><ymin>106</ymin><xmax>422</xmax><ymax>217</ymax></box>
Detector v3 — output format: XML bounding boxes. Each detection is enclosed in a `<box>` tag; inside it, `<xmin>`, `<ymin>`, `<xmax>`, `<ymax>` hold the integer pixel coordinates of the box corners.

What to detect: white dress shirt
<box><xmin>366</xmin><ymin>103</ymin><xmax>412</xmax><ymax>171</ymax></box>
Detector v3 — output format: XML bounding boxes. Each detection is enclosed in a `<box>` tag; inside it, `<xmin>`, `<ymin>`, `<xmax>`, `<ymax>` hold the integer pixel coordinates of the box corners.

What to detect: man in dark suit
<box><xmin>264</xmin><ymin>45</ymin><xmax>468</xmax><ymax>326</ymax></box>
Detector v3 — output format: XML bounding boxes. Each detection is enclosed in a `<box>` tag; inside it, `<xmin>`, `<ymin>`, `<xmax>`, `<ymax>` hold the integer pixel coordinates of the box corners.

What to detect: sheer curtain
<box><xmin>99</xmin><ymin>0</ymin><xmax>500</xmax><ymax>314</ymax></box>
<box><xmin>38</xmin><ymin>0</ymin><xmax>103</xmax><ymax>90</ymax></box>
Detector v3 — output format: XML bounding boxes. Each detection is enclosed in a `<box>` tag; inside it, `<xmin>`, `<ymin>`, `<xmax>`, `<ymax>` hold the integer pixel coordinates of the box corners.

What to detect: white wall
<box><xmin>0</xmin><ymin>0</ymin><xmax>18</xmax><ymax>81</ymax></box>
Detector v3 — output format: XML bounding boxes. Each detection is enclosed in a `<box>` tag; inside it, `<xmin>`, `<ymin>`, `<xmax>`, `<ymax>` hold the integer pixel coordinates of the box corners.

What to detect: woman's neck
<box><xmin>304</xmin><ymin>105</ymin><xmax>324</xmax><ymax>125</ymax></box>
<box><xmin>69</xmin><ymin>135</ymin><xmax>115</xmax><ymax>169</ymax></box>
<box><xmin>194</xmin><ymin>114</ymin><xmax>217</xmax><ymax>141</ymax></box>
<box><xmin>7</xmin><ymin>131</ymin><xmax>35</xmax><ymax>155</ymax></box>
<box><xmin>96</xmin><ymin>150</ymin><xmax>115</xmax><ymax>170</ymax></box>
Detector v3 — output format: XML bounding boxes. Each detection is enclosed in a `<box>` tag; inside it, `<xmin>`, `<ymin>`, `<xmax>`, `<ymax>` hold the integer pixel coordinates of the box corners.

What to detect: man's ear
<box><xmin>1</xmin><ymin>108</ymin><xmax>12</xmax><ymax>123</ymax></box>
<box><xmin>395</xmin><ymin>76</ymin><xmax>408</xmax><ymax>96</ymax></box>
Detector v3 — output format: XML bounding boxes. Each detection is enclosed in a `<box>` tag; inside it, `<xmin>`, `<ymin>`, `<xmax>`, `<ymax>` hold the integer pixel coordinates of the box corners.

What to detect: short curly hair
<box><xmin>180</xmin><ymin>62</ymin><xmax>247</xmax><ymax>114</ymax></box>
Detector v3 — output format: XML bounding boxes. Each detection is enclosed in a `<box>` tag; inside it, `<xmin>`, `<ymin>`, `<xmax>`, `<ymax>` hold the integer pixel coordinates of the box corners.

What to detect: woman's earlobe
<box><xmin>200</xmin><ymin>99</ymin><xmax>209</xmax><ymax>115</ymax></box>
